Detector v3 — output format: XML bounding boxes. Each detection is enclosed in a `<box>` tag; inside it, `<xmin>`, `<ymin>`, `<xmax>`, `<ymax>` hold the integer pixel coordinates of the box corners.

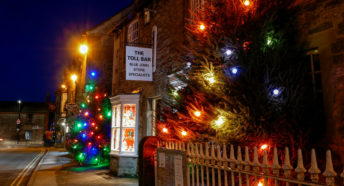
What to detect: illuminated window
<box><xmin>128</xmin><ymin>19</ymin><xmax>139</xmax><ymax>43</ymax></box>
<box><xmin>110</xmin><ymin>95</ymin><xmax>140</xmax><ymax>156</ymax></box>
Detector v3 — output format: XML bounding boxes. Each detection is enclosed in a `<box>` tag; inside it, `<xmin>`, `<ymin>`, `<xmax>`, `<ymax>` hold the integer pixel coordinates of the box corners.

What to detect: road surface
<box><xmin>0</xmin><ymin>148</ymin><xmax>44</xmax><ymax>186</ymax></box>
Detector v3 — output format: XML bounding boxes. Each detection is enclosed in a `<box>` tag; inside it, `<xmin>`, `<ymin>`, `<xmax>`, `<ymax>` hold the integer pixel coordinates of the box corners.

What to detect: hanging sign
<box><xmin>126</xmin><ymin>46</ymin><xmax>153</xmax><ymax>81</ymax></box>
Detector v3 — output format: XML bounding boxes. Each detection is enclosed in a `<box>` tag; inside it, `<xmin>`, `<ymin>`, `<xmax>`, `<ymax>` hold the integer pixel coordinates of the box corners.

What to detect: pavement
<box><xmin>0</xmin><ymin>149</ymin><xmax>43</xmax><ymax>186</ymax></box>
<box><xmin>28</xmin><ymin>148</ymin><xmax>138</xmax><ymax>186</ymax></box>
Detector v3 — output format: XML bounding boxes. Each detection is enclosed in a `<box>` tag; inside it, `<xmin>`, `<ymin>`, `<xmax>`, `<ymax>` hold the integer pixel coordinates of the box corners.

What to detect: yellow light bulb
<box><xmin>181</xmin><ymin>131</ymin><xmax>187</xmax><ymax>136</ymax></box>
<box><xmin>244</xmin><ymin>0</ymin><xmax>250</xmax><ymax>6</ymax></box>
<box><xmin>199</xmin><ymin>24</ymin><xmax>205</xmax><ymax>31</ymax></box>
<box><xmin>204</xmin><ymin>72</ymin><xmax>216</xmax><ymax>84</ymax></box>
<box><xmin>79</xmin><ymin>44</ymin><xmax>88</xmax><ymax>54</ymax></box>
<box><xmin>215</xmin><ymin>116</ymin><xmax>225</xmax><ymax>127</ymax></box>
<box><xmin>194</xmin><ymin>111</ymin><xmax>201</xmax><ymax>117</ymax></box>
<box><xmin>260</xmin><ymin>144</ymin><xmax>268</xmax><ymax>150</ymax></box>
<box><xmin>162</xmin><ymin>128</ymin><xmax>168</xmax><ymax>133</ymax></box>
<box><xmin>61</xmin><ymin>84</ymin><xmax>66</xmax><ymax>89</ymax></box>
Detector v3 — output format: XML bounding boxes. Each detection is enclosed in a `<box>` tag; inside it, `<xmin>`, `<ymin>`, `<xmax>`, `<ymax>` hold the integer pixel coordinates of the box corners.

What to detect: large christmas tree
<box><xmin>157</xmin><ymin>0</ymin><xmax>325</xmax><ymax>149</ymax></box>
<box><xmin>67</xmin><ymin>71</ymin><xmax>111</xmax><ymax>165</ymax></box>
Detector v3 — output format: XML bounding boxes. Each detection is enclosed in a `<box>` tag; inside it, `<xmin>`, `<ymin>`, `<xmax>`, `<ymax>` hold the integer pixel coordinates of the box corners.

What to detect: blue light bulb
<box><xmin>273</xmin><ymin>89</ymin><xmax>280</xmax><ymax>96</ymax></box>
<box><xmin>91</xmin><ymin>72</ymin><xmax>96</xmax><ymax>77</ymax></box>
<box><xmin>231</xmin><ymin>67</ymin><xmax>238</xmax><ymax>75</ymax></box>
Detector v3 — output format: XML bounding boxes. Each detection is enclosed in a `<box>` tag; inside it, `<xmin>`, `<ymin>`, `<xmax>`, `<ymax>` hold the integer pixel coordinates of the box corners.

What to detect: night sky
<box><xmin>0</xmin><ymin>0</ymin><xmax>133</xmax><ymax>102</ymax></box>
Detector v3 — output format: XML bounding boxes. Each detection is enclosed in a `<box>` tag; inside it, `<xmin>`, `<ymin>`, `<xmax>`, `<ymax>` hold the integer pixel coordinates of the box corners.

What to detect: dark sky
<box><xmin>0</xmin><ymin>0</ymin><xmax>133</xmax><ymax>102</ymax></box>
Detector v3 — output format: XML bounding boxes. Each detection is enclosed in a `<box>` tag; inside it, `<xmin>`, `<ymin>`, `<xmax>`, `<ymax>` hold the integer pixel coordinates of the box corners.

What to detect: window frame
<box><xmin>110</xmin><ymin>94</ymin><xmax>140</xmax><ymax>157</ymax></box>
<box><xmin>127</xmin><ymin>19</ymin><xmax>139</xmax><ymax>43</ymax></box>
<box><xmin>307</xmin><ymin>49</ymin><xmax>322</xmax><ymax>94</ymax></box>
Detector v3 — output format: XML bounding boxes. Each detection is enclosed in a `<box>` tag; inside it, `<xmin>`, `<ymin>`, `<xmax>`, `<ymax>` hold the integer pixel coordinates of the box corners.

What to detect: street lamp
<box><xmin>17</xmin><ymin>100</ymin><xmax>22</xmax><ymax>144</ymax></box>
<box><xmin>17</xmin><ymin>100</ymin><xmax>21</xmax><ymax>118</ymax></box>
<box><xmin>79</xmin><ymin>44</ymin><xmax>88</xmax><ymax>55</ymax></box>
<box><xmin>71</xmin><ymin>74</ymin><xmax>77</xmax><ymax>103</ymax></box>
<box><xmin>79</xmin><ymin>44</ymin><xmax>88</xmax><ymax>94</ymax></box>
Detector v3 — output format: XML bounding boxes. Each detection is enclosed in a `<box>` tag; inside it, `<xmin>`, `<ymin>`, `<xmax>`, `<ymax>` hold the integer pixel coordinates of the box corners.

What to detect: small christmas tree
<box><xmin>157</xmin><ymin>0</ymin><xmax>325</xmax><ymax>150</ymax></box>
<box><xmin>67</xmin><ymin>71</ymin><xmax>111</xmax><ymax>165</ymax></box>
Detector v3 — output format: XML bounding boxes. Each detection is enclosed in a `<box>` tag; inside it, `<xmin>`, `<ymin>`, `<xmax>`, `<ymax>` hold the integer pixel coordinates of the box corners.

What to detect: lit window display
<box><xmin>121</xmin><ymin>104</ymin><xmax>136</xmax><ymax>152</ymax></box>
<box><xmin>110</xmin><ymin>95</ymin><xmax>139</xmax><ymax>155</ymax></box>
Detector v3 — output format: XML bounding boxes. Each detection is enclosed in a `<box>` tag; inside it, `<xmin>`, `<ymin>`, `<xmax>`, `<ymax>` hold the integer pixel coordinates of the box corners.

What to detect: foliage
<box><xmin>157</xmin><ymin>0</ymin><xmax>325</xmax><ymax>148</ymax></box>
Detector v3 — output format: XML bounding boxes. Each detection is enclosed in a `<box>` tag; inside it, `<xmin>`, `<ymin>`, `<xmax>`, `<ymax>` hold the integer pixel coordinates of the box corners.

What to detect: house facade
<box><xmin>0</xmin><ymin>101</ymin><xmax>49</xmax><ymax>145</ymax></box>
<box><xmin>105</xmin><ymin>0</ymin><xmax>191</xmax><ymax>176</ymax></box>
<box><xmin>298</xmin><ymin>0</ymin><xmax>344</xmax><ymax>163</ymax></box>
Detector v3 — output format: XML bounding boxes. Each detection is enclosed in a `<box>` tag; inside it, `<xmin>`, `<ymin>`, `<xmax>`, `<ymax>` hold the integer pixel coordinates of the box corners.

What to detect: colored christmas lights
<box><xmin>194</xmin><ymin>111</ymin><xmax>201</xmax><ymax>117</ymax></box>
<box><xmin>67</xmin><ymin>71</ymin><xmax>111</xmax><ymax>165</ymax></box>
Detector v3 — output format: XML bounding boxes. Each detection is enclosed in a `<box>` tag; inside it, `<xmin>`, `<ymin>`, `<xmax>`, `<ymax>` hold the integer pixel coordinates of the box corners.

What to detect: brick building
<box><xmin>0</xmin><ymin>101</ymin><xmax>49</xmax><ymax>145</ymax></box>
<box><xmin>79</xmin><ymin>0</ymin><xmax>344</xmax><ymax>175</ymax></box>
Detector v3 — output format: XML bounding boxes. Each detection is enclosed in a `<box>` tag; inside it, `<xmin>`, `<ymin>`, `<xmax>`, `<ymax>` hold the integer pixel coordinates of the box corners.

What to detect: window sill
<box><xmin>110</xmin><ymin>151</ymin><xmax>138</xmax><ymax>158</ymax></box>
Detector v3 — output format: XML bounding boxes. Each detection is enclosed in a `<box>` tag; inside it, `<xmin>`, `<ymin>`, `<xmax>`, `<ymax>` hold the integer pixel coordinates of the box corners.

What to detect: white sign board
<box><xmin>126</xmin><ymin>46</ymin><xmax>153</xmax><ymax>81</ymax></box>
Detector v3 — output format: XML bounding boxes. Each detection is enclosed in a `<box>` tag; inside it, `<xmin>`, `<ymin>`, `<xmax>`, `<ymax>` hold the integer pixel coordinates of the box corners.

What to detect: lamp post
<box><xmin>16</xmin><ymin>100</ymin><xmax>21</xmax><ymax>144</ymax></box>
<box><xmin>71</xmin><ymin>74</ymin><xmax>77</xmax><ymax>104</ymax></box>
<box><xmin>79</xmin><ymin>44</ymin><xmax>88</xmax><ymax>94</ymax></box>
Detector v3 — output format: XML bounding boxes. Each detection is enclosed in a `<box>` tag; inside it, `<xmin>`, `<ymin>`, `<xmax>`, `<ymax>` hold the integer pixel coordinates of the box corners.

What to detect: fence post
<box><xmin>187</xmin><ymin>143</ymin><xmax>191</xmax><ymax>186</ymax></box>
<box><xmin>272</xmin><ymin>147</ymin><xmax>280</xmax><ymax>186</ymax></box>
<box><xmin>200</xmin><ymin>143</ymin><xmax>205</xmax><ymax>186</ymax></box>
<box><xmin>205</xmin><ymin>143</ymin><xmax>210</xmax><ymax>186</ymax></box>
<box><xmin>211</xmin><ymin>144</ymin><xmax>216</xmax><ymax>186</ymax></box>
<box><xmin>244</xmin><ymin>146</ymin><xmax>251</xmax><ymax>186</ymax></box>
<box><xmin>217</xmin><ymin>145</ymin><xmax>222</xmax><ymax>186</ymax></box>
<box><xmin>262</xmin><ymin>150</ymin><xmax>269</xmax><ymax>186</ymax></box>
<box><xmin>196</xmin><ymin>144</ymin><xmax>200</xmax><ymax>186</ymax></box>
<box><xmin>252</xmin><ymin>147</ymin><xmax>260</xmax><ymax>186</ymax></box>
<box><xmin>223</xmin><ymin>144</ymin><xmax>229</xmax><ymax>186</ymax></box>
<box><xmin>323</xmin><ymin>150</ymin><xmax>337</xmax><ymax>186</ymax></box>
<box><xmin>308</xmin><ymin>149</ymin><xmax>321</xmax><ymax>183</ymax></box>
<box><xmin>237</xmin><ymin>146</ymin><xmax>244</xmax><ymax>186</ymax></box>
<box><xmin>295</xmin><ymin>149</ymin><xmax>306</xmax><ymax>183</ymax></box>
<box><xmin>282</xmin><ymin>147</ymin><xmax>293</xmax><ymax>186</ymax></box>
<box><xmin>229</xmin><ymin>144</ymin><xmax>236</xmax><ymax>186</ymax></box>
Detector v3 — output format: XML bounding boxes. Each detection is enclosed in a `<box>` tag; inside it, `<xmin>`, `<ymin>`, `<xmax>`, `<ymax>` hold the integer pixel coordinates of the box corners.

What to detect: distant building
<box><xmin>0</xmin><ymin>101</ymin><xmax>49</xmax><ymax>145</ymax></box>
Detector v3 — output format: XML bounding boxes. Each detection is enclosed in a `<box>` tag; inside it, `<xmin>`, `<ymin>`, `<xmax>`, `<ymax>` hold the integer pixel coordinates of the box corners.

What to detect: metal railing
<box><xmin>156</xmin><ymin>141</ymin><xmax>344</xmax><ymax>186</ymax></box>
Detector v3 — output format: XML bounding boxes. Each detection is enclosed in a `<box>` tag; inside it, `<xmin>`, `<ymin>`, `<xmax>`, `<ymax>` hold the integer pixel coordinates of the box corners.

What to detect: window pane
<box><xmin>123</xmin><ymin>104</ymin><xmax>136</xmax><ymax>127</ymax></box>
<box><xmin>315</xmin><ymin>73</ymin><xmax>322</xmax><ymax>90</ymax></box>
<box><xmin>113</xmin><ymin>128</ymin><xmax>120</xmax><ymax>151</ymax></box>
<box><xmin>121</xmin><ymin>128</ymin><xmax>135</xmax><ymax>152</ymax></box>
<box><xmin>116</xmin><ymin>105</ymin><xmax>121</xmax><ymax>127</ymax></box>
<box><xmin>313</xmin><ymin>54</ymin><xmax>320</xmax><ymax>71</ymax></box>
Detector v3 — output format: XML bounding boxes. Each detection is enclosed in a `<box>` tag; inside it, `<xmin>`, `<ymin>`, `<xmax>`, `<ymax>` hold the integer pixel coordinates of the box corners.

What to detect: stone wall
<box><xmin>0</xmin><ymin>112</ymin><xmax>47</xmax><ymax>144</ymax></box>
<box><xmin>299</xmin><ymin>0</ymin><xmax>344</xmax><ymax>162</ymax></box>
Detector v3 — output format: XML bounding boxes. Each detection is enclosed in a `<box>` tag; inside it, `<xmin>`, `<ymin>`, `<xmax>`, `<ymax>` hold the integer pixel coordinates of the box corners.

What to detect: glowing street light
<box><xmin>79</xmin><ymin>44</ymin><xmax>88</xmax><ymax>55</ymax></box>
<box><xmin>244</xmin><ymin>0</ymin><xmax>250</xmax><ymax>6</ymax></box>
<box><xmin>61</xmin><ymin>84</ymin><xmax>66</xmax><ymax>89</ymax></box>
<box><xmin>71</xmin><ymin>74</ymin><xmax>78</xmax><ymax>82</ymax></box>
